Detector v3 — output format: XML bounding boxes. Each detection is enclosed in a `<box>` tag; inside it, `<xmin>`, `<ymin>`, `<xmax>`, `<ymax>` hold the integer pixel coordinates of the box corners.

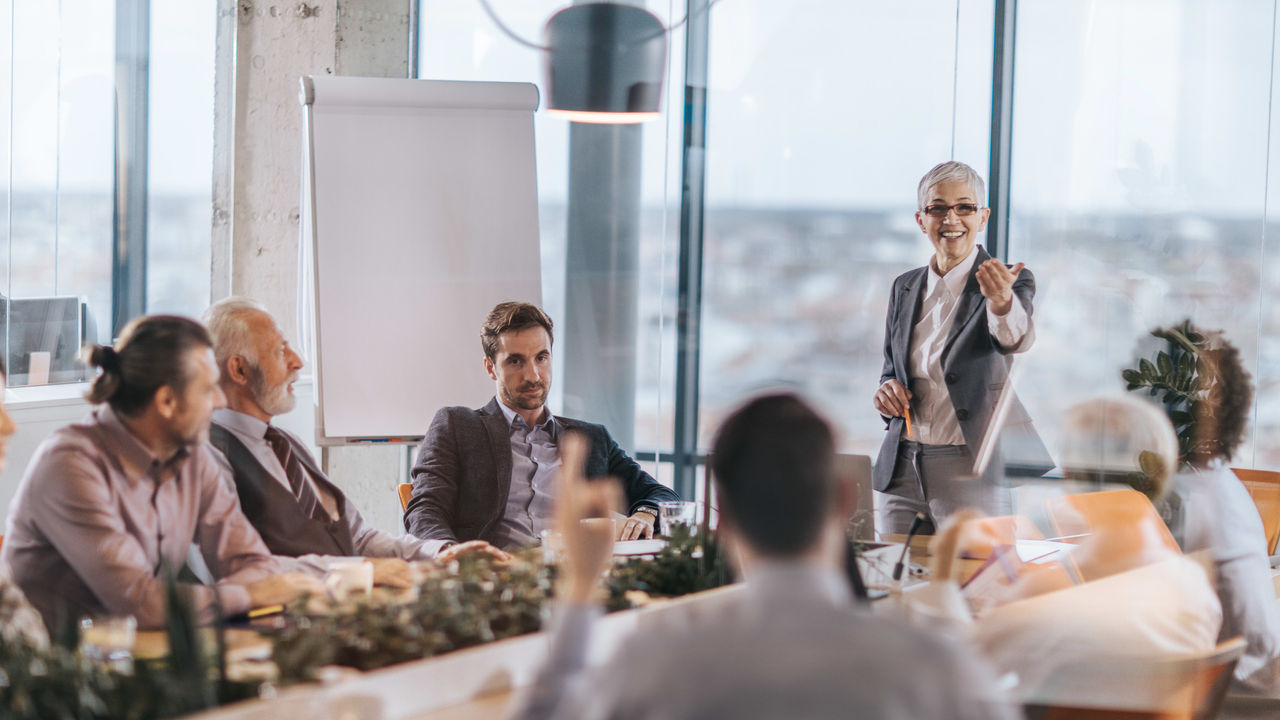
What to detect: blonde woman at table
<box><xmin>969</xmin><ymin>396</ymin><xmax>1221</xmax><ymax>697</ymax></box>
<box><xmin>515</xmin><ymin>394</ymin><xmax>1018</xmax><ymax>720</ymax></box>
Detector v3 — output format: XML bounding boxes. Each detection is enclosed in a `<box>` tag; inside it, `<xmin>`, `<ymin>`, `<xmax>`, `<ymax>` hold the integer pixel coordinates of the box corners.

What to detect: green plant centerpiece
<box><xmin>605</xmin><ymin>522</ymin><xmax>733</xmax><ymax>611</ymax></box>
<box><xmin>0</xmin><ymin>568</ymin><xmax>258</xmax><ymax>719</ymax></box>
<box><xmin>272</xmin><ymin>523</ymin><xmax>735</xmax><ymax>683</ymax></box>
<box><xmin>271</xmin><ymin>550</ymin><xmax>553</xmax><ymax>684</ymax></box>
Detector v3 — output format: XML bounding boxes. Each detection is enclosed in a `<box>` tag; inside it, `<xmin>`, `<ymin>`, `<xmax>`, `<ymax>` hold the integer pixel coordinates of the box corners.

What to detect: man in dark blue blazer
<box><xmin>405</xmin><ymin>302</ymin><xmax>679</xmax><ymax>560</ymax></box>
<box><xmin>873</xmin><ymin>161</ymin><xmax>1051</xmax><ymax>534</ymax></box>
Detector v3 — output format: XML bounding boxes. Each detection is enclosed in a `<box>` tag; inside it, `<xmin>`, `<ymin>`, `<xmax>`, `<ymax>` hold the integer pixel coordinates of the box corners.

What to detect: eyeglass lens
<box><xmin>924</xmin><ymin>203</ymin><xmax>980</xmax><ymax>217</ymax></box>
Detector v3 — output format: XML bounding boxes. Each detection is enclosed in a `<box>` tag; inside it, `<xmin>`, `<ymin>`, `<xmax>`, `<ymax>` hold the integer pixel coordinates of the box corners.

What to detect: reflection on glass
<box><xmin>147</xmin><ymin>1</ymin><xmax>215</xmax><ymax>319</ymax></box>
<box><xmin>1008</xmin><ymin>0</ymin><xmax>1275</xmax><ymax>468</ymax></box>
<box><xmin>417</xmin><ymin>0</ymin><xmax>682</xmax><ymax>485</ymax></box>
<box><xmin>3</xmin><ymin>2</ymin><xmax>114</xmax><ymax>385</ymax></box>
<box><xmin>658</xmin><ymin>499</ymin><xmax>695</xmax><ymax>536</ymax></box>
<box><xmin>699</xmin><ymin>0</ymin><xmax>994</xmax><ymax>455</ymax></box>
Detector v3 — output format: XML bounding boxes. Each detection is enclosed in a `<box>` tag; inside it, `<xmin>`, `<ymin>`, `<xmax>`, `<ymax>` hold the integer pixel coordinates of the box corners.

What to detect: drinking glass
<box><xmin>80</xmin><ymin>615</ymin><xmax>137</xmax><ymax>670</ymax></box>
<box><xmin>659</xmin><ymin>501</ymin><xmax>696</xmax><ymax>536</ymax></box>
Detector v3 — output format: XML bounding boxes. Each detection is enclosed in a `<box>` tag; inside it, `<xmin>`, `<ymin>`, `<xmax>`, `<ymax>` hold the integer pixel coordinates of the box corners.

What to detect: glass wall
<box><xmin>1008</xmin><ymin>0</ymin><xmax>1278</xmax><ymax>469</ymax></box>
<box><xmin>147</xmin><ymin>1</ymin><xmax>216</xmax><ymax>320</ymax></box>
<box><xmin>418</xmin><ymin>0</ymin><xmax>685</xmax><ymax>485</ymax></box>
<box><xmin>0</xmin><ymin>1</ymin><xmax>215</xmax><ymax>387</ymax></box>
<box><xmin>416</xmin><ymin>0</ymin><xmax>1280</xmax><ymax>479</ymax></box>
<box><xmin>698</xmin><ymin>0</ymin><xmax>995</xmax><ymax>454</ymax></box>
<box><xmin>0</xmin><ymin>1</ymin><xmax>115</xmax><ymax>385</ymax></box>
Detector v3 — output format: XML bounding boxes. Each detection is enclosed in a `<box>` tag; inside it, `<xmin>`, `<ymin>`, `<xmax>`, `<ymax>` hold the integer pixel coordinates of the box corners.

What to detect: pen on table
<box><xmin>247</xmin><ymin>604</ymin><xmax>284</xmax><ymax>619</ymax></box>
<box><xmin>903</xmin><ymin>405</ymin><xmax>914</xmax><ymax>439</ymax></box>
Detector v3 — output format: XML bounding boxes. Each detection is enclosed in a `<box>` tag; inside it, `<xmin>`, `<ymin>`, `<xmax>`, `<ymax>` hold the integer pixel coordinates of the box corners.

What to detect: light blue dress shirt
<box><xmin>493</xmin><ymin>400</ymin><xmax>562</xmax><ymax>550</ymax></box>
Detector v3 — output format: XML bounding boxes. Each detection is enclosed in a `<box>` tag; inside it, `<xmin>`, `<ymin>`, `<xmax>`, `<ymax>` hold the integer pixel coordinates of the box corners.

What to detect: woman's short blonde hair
<box><xmin>1058</xmin><ymin>395</ymin><xmax>1180</xmax><ymax>500</ymax></box>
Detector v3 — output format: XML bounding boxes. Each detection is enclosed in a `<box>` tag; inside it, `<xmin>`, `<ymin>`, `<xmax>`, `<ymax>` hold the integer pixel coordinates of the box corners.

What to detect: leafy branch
<box><xmin>1121</xmin><ymin>318</ymin><xmax>1216</xmax><ymax>465</ymax></box>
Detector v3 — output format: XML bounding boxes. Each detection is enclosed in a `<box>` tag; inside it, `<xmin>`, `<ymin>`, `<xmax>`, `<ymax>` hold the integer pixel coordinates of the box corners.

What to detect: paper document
<box><xmin>1014</xmin><ymin>539</ymin><xmax>1077</xmax><ymax>565</ymax></box>
<box><xmin>614</xmin><ymin>539</ymin><xmax>666</xmax><ymax>556</ymax></box>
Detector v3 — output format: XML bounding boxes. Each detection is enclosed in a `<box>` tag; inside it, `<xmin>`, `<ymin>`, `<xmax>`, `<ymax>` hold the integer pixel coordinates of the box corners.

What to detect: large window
<box><xmin>0</xmin><ymin>1</ymin><xmax>114</xmax><ymax>385</ymax></box>
<box><xmin>417</xmin><ymin>0</ymin><xmax>1280</xmax><ymax>480</ymax></box>
<box><xmin>418</xmin><ymin>0</ymin><xmax>685</xmax><ymax>485</ymax></box>
<box><xmin>147</xmin><ymin>1</ymin><xmax>216</xmax><ymax>321</ymax></box>
<box><xmin>699</xmin><ymin>0</ymin><xmax>995</xmax><ymax>454</ymax></box>
<box><xmin>0</xmin><ymin>1</ymin><xmax>215</xmax><ymax>388</ymax></box>
<box><xmin>1009</xmin><ymin>0</ymin><xmax>1279</xmax><ymax>469</ymax></box>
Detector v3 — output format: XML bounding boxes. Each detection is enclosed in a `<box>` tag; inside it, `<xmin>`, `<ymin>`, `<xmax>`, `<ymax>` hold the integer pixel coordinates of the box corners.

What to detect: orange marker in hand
<box><xmin>904</xmin><ymin>405</ymin><xmax>914</xmax><ymax>439</ymax></box>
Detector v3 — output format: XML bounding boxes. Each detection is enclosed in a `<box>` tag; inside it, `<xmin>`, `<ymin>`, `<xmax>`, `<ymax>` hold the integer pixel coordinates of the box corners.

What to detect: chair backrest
<box><xmin>834</xmin><ymin>454</ymin><xmax>874</xmax><ymax>540</ymax></box>
<box><xmin>397</xmin><ymin>483</ymin><xmax>413</xmax><ymax>512</ymax></box>
<box><xmin>1023</xmin><ymin>636</ymin><xmax>1246</xmax><ymax>720</ymax></box>
<box><xmin>1046</xmin><ymin>489</ymin><xmax>1181</xmax><ymax>553</ymax></box>
<box><xmin>1230</xmin><ymin>468</ymin><xmax>1280</xmax><ymax>555</ymax></box>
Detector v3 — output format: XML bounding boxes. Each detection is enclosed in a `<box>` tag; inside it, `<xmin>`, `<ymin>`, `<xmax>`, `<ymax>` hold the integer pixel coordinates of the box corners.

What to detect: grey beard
<box><xmin>251</xmin><ymin>373</ymin><xmax>297</xmax><ymax>417</ymax></box>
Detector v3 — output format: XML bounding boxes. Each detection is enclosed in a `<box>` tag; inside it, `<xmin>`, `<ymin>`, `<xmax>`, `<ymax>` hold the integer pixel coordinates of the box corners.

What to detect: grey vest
<box><xmin>209</xmin><ymin>424</ymin><xmax>356</xmax><ymax>557</ymax></box>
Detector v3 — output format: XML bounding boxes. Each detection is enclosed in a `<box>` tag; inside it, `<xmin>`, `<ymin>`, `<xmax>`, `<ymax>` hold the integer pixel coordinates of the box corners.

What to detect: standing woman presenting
<box><xmin>873</xmin><ymin>161</ymin><xmax>1050</xmax><ymax>535</ymax></box>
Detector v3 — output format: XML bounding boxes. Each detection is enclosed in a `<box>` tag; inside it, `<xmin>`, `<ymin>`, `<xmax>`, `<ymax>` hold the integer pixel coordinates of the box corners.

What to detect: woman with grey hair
<box><xmin>872</xmin><ymin>160</ymin><xmax>1051</xmax><ymax>535</ymax></box>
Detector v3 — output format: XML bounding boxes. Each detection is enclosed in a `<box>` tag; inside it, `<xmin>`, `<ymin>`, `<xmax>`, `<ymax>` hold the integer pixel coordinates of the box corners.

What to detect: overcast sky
<box><xmin>6</xmin><ymin>0</ymin><xmax>1280</xmax><ymax>219</ymax></box>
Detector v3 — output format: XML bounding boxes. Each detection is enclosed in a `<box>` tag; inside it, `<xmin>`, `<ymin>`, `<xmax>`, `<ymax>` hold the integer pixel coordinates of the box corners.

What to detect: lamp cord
<box><xmin>477</xmin><ymin>0</ymin><xmax>549</xmax><ymax>51</ymax></box>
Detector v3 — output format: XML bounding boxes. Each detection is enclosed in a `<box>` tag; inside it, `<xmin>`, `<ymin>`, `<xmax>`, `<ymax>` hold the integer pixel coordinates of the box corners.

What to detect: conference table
<box><xmin>165</xmin><ymin>536</ymin><xmax>1280</xmax><ymax>720</ymax></box>
<box><xmin>169</xmin><ymin>535</ymin><xmax>967</xmax><ymax>719</ymax></box>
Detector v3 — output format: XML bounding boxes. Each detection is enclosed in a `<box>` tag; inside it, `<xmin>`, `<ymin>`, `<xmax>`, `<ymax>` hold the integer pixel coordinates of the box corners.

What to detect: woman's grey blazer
<box><xmin>873</xmin><ymin>247</ymin><xmax>1053</xmax><ymax>492</ymax></box>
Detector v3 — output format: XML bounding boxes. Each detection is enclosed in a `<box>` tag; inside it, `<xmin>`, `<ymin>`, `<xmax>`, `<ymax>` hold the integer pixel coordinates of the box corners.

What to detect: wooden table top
<box><xmin>134</xmin><ymin>627</ymin><xmax>271</xmax><ymax>662</ymax></box>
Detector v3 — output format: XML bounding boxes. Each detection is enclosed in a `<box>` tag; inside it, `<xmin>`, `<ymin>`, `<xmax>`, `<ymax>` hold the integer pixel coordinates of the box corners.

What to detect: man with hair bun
<box><xmin>2</xmin><ymin>314</ymin><xmax>323</xmax><ymax>633</ymax></box>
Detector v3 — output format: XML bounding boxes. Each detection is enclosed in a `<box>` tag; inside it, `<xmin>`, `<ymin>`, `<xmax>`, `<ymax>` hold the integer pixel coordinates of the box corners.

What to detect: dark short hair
<box><xmin>480</xmin><ymin>302</ymin><xmax>554</xmax><ymax>361</ymax></box>
<box><xmin>83</xmin><ymin>315</ymin><xmax>213</xmax><ymax>416</ymax></box>
<box><xmin>1193</xmin><ymin>334</ymin><xmax>1253</xmax><ymax>467</ymax></box>
<box><xmin>710</xmin><ymin>394</ymin><xmax>836</xmax><ymax>556</ymax></box>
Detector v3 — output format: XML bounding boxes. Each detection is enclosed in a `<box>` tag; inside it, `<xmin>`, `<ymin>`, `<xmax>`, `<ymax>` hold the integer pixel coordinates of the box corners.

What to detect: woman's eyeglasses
<box><xmin>922</xmin><ymin>203</ymin><xmax>982</xmax><ymax>218</ymax></box>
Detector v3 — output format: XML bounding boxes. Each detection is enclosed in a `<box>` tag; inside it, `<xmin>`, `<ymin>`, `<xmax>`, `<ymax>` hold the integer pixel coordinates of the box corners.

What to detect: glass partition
<box><xmin>1008</xmin><ymin>0</ymin><xmax>1276</xmax><ymax>468</ymax></box>
<box><xmin>698</xmin><ymin>0</ymin><xmax>995</xmax><ymax>454</ymax></box>
<box><xmin>146</xmin><ymin>0</ymin><xmax>216</xmax><ymax>320</ymax></box>
<box><xmin>1</xmin><ymin>1</ymin><xmax>115</xmax><ymax>385</ymax></box>
<box><xmin>418</xmin><ymin>0</ymin><xmax>684</xmax><ymax>486</ymax></box>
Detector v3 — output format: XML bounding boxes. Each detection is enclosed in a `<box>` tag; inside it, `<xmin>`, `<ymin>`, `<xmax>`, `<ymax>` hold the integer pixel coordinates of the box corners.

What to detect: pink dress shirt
<box><xmin>1</xmin><ymin>405</ymin><xmax>285</xmax><ymax>631</ymax></box>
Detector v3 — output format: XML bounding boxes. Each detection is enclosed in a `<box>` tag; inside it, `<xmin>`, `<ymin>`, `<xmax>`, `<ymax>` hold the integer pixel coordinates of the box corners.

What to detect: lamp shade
<box><xmin>542</xmin><ymin>3</ymin><xmax>667</xmax><ymax>123</ymax></box>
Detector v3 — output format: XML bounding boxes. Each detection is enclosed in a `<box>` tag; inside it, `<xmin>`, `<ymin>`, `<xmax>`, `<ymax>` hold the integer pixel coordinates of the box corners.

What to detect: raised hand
<box><xmin>975</xmin><ymin>259</ymin><xmax>1025</xmax><ymax>316</ymax></box>
<box><xmin>555</xmin><ymin>432</ymin><xmax>623</xmax><ymax>603</ymax></box>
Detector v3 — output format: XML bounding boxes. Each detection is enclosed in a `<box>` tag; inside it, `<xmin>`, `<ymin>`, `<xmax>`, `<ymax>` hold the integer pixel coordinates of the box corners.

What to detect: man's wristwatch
<box><xmin>633</xmin><ymin>506</ymin><xmax>658</xmax><ymax>523</ymax></box>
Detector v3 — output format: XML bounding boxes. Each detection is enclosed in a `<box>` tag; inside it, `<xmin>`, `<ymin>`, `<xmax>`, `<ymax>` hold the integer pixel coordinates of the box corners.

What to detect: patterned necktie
<box><xmin>264</xmin><ymin>425</ymin><xmax>338</xmax><ymax>521</ymax></box>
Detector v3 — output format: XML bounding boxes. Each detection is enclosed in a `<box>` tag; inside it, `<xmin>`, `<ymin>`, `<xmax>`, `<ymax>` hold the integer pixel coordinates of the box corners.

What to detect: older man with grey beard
<box><xmin>202</xmin><ymin>297</ymin><xmax>432</xmax><ymax>587</ymax></box>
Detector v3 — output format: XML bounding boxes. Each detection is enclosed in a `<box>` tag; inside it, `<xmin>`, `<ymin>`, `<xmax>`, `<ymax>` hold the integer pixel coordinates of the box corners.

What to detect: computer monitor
<box><xmin>2</xmin><ymin>295</ymin><xmax>89</xmax><ymax>385</ymax></box>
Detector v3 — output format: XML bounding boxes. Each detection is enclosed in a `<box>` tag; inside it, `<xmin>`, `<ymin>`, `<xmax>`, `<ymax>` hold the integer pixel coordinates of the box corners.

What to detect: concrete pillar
<box><xmin>212</xmin><ymin>0</ymin><xmax>414</xmax><ymax>535</ymax></box>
